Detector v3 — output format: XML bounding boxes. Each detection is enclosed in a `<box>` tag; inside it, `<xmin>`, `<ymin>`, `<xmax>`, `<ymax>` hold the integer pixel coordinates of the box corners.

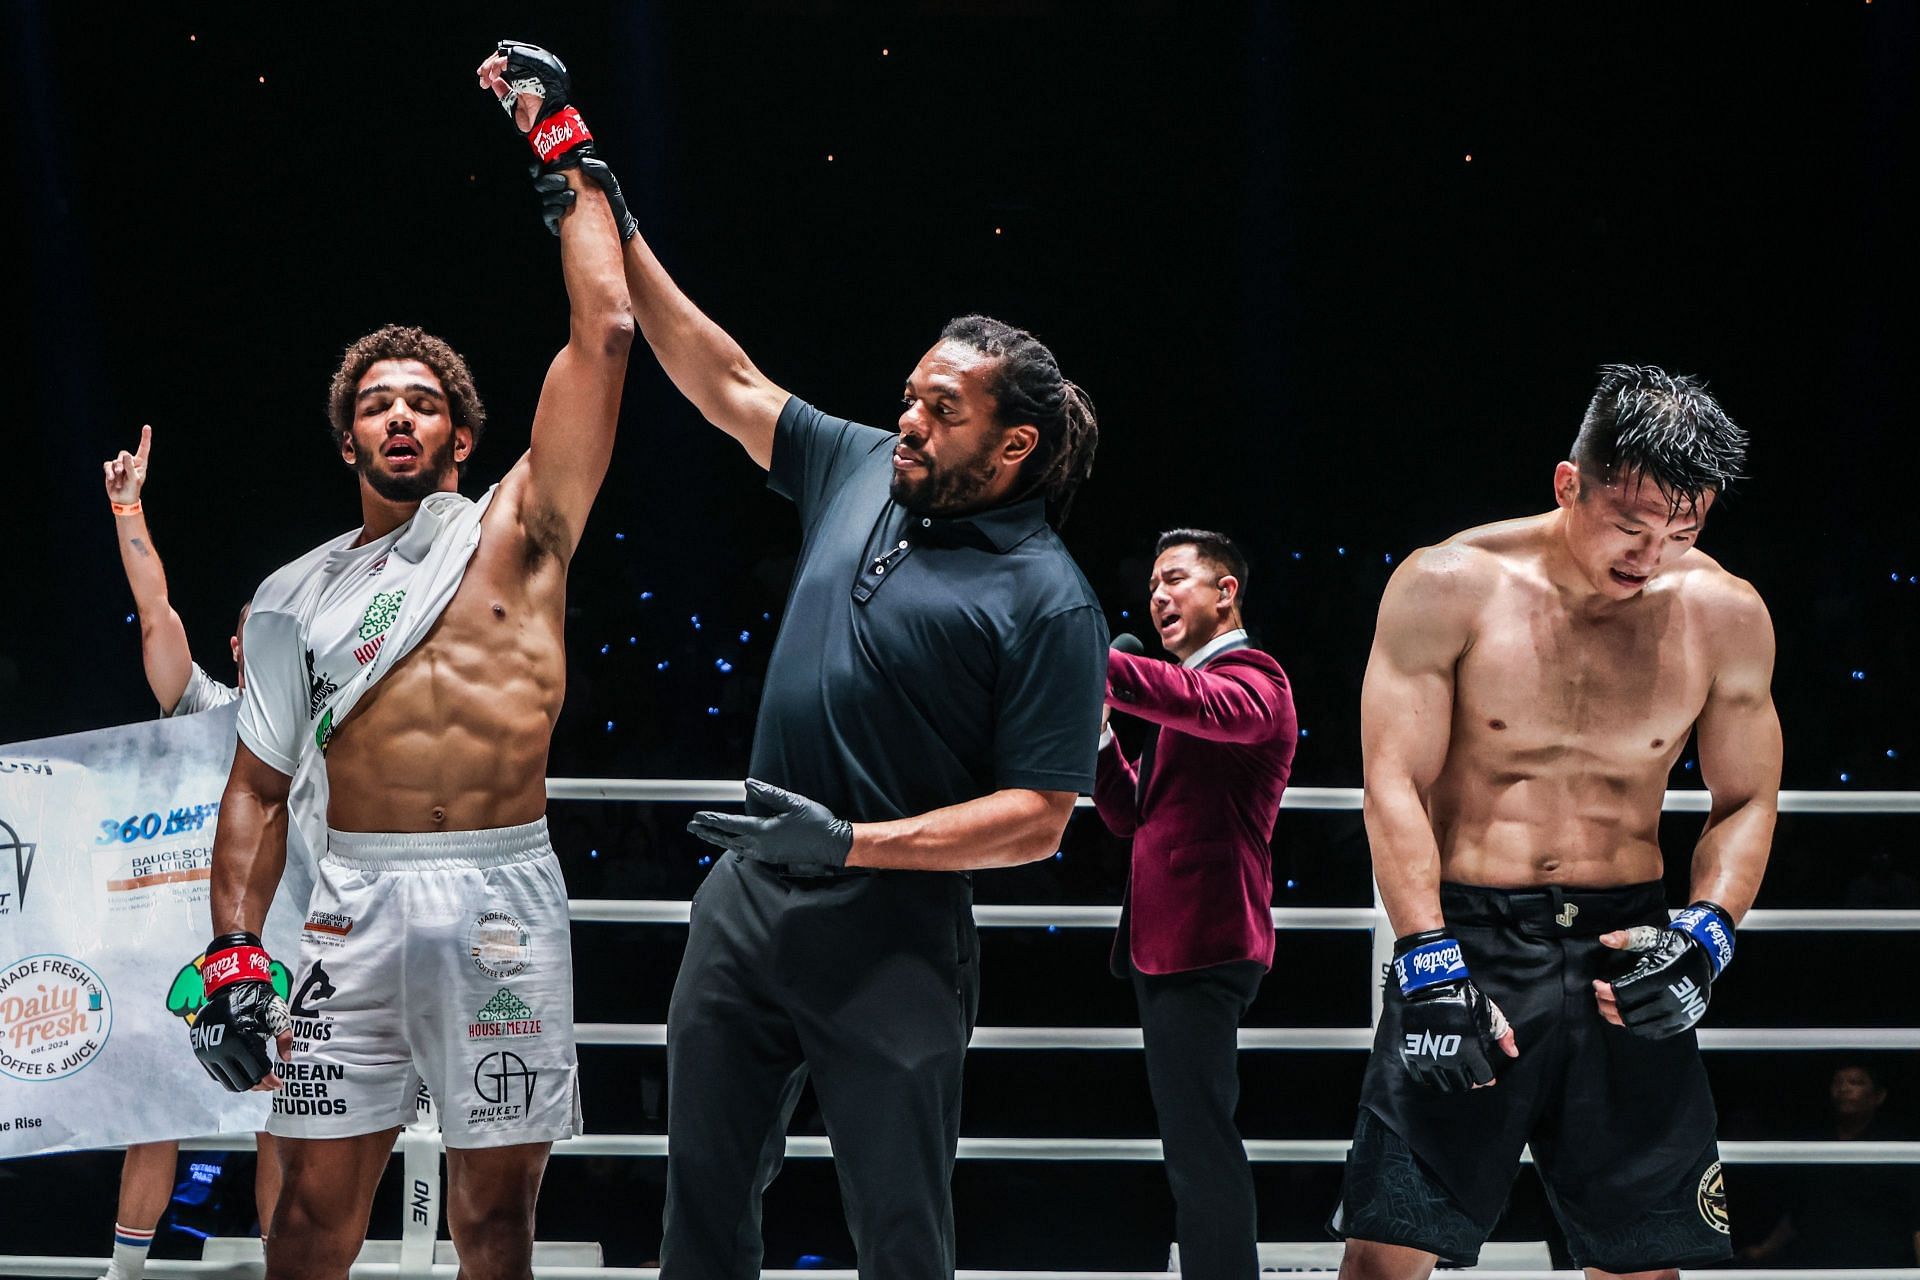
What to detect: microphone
<box><xmin>1110</xmin><ymin>632</ymin><xmax>1145</xmax><ymax>656</ymax></box>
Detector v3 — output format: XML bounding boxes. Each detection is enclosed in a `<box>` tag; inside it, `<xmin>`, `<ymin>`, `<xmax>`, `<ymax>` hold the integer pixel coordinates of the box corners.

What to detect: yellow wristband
<box><xmin>111</xmin><ymin>501</ymin><xmax>143</xmax><ymax>517</ymax></box>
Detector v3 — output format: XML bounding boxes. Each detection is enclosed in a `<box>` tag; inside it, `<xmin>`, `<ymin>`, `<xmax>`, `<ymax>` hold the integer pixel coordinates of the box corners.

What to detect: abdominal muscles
<box><xmin>1430</xmin><ymin>734</ymin><xmax>1675</xmax><ymax>889</ymax></box>
<box><xmin>322</xmin><ymin>598</ymin><xmax>564</xmax><ymax>834</ymax></box>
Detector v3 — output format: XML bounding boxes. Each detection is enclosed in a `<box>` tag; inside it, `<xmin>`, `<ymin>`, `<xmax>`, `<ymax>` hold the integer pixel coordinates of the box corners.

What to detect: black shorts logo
<box><xmin>470</xmin><ymin>1050</ymin><xmax>539</xmax><ymax>1125</ymax></box>
<box><xmin>1697</xmin><ymin>1160</ymin><xmax>1729</xmax><ymax>1235</ymax></box>
<box><xmin>291</xmin><ymin>960</ymin><xmax>337</xmax><ymax>1018</ymax></box>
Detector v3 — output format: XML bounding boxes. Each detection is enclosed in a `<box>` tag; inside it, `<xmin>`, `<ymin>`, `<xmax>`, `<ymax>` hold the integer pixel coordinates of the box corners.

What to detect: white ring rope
<box><xmin>165</xmin><ymin>1131</ymin><xmax>1920</xmax><ymax>1166</ymax></box>
<box><xmin>547</xmin><ymin>778</ymin><xmax>1920</xmax><ymax>813</ymax></box>
<box><xmin>571</xmin><ymin>1023</ymin><xmax>1920</xmax><ymax>1051</ymax></box>
<box><xmin>569</xmin><ymin>900</ymin><xmax>1920</xmax><ymax>931</ymax></box>
<box><xmin>7</xmin><ymin>1265</ymin><xmax>1918</xmax><ymax>1280</ymax></box>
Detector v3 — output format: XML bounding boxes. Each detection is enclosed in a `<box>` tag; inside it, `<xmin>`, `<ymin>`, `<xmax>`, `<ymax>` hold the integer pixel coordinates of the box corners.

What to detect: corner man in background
<box><xmin>543</xmin><ymin>91</ymin><xmax>1107</xmax><ymax>1272</ymax></box>
<box><xmin>1740</xmin><ymin>1062</ymin><xmax>1920</xmax><ymax>1268</ymax></box>
<box><xmin>98</xmin><ymin>426</ymin><xmax>293</xmax><ymax>1279</ymax></box>
<box><xmin>1093</xmin><ymin>529</ymin><xmax>1297</xmax><ymax>1278</ymax></box>
<box><xmin>1332</xmin><ymin>366</ymin><xmax>1780</xmax><ymax>1279</ymax></box>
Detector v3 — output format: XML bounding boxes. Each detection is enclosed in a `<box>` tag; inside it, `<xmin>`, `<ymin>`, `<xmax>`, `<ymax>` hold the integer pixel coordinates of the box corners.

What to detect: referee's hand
<box><xmin>688</xmin><ymin>779</ymin><xmax>854</xmax><ymax>867</ymax></box>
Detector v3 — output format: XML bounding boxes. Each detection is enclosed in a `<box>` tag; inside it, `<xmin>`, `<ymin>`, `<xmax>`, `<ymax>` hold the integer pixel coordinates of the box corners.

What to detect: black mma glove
<box><xmin>687</xmin><ymin>778</ymin><xmax>854</xmax><ymax>868</ymax></box>
<box><xmin>1603</xmin><ymin>901</ymin><xmax>1736</xmax><ymax>1040</ymax></box>
<box><xmin>534</xmin><ymin>156</ymin><xmax>639</xmax><ymax>241</ymax></box>
<box><xmin>188</xmin><ymin>932</ymin><xmax>290</xmax><ymax>1092</ymax></box>
<box><xmin>491</xmin><ymin>40</ymin><xmax>596</xmax><ymax>170</ymax></box>
<box><xmin>1392</xmin><ymin>930</ymin><xmax>1515</xmax><ymax>1093</ymax></box>
<box><xmin>488</xmin><ymin>40</ymin><xmax>638</xmax><ymax>240</ymax></box>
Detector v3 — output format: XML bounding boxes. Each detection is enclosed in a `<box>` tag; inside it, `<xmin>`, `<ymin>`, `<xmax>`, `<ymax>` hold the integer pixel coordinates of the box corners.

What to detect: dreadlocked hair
<box><xmin>939</xmin><ymin>314</ymin><xmax>1098</xmax><ymax>527</ymax></box>
<box><xmin>1571</xmin><ymin>363</ymin><xmax>1747</xmax><ymax>517</ymax></box>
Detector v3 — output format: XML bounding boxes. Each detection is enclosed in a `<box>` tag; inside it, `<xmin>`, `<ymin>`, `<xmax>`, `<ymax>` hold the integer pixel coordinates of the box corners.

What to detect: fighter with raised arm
<box><xmin>187</xmin><ymin>42</ymin><xmax>632</xmax><ymax>1280</ymax></box>
<box><xmin>99</xmin><ymin>425</ymin><xmax>289</xmax><ymax>1276</ymax></box>
<box><xmin>1331</xmin><ymin>366</ymin><xmax>1780</xmax><ymax>1280</ymax></box>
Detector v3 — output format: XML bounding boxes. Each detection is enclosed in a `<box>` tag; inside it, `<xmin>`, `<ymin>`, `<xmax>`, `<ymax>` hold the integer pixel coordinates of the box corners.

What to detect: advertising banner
<box><xmin>0</xmin><ymin>706</ymin><xmax>313</xmax><ymax>1157</ymax></box>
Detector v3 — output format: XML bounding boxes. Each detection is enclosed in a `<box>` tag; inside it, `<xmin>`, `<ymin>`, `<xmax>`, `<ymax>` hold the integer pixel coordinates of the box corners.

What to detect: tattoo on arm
<box><xmin>130</xmin><ymin>538</ymin><xmax>151</xmax><ymax>558</ymax></box>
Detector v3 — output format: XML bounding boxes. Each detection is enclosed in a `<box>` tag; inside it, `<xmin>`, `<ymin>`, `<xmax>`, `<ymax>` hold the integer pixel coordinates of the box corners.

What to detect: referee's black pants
<box><xmin>660</xmin><ymin>853</ymin><xmax>980</xmax><ymax>1280</ymax></box>
<box><xmin>1131</xmin><ymin>956</ymin><xmax>1265</xmax><ymax>1280</ymax></box>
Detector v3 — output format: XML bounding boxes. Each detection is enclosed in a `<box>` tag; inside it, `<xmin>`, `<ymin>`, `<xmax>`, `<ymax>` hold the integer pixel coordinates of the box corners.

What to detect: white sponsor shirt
<box><xmin>161</xmin><ymin>662</ymin><xmax>241</xmax><ymax>718</ymax></box>
<box><xmin>237</xmin><ymin>489</ymin><xmax>494</xmax><ymax>778</ymax></box>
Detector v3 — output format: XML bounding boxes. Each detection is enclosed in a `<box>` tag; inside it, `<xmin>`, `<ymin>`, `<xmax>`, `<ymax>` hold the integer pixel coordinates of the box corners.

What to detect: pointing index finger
<box><xmin>134</xmin><ymin>424</ymin><xmax>152</xmax><ymax>467</ymax></box>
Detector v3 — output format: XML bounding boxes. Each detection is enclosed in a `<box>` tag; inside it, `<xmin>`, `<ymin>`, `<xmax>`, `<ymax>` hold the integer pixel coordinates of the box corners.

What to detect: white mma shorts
<box><xmin>266</xmin><ymin>817</ymin><xmax>582</xmax><ymax>1148</ymax></box>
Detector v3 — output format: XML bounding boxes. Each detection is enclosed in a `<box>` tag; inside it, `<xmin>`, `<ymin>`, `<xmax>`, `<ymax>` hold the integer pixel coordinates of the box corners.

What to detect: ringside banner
<box><xmin>0</xmin><ymin>705</ymin><xmax>314</xmax><ymax>1156</ymax></box>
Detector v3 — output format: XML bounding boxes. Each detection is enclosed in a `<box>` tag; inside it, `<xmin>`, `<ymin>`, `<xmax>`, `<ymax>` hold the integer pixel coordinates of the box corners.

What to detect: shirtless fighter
<box><xmin>187</xmin><ymin>43</ymin><xmax>632</xmax><ymax>1280</ymax></box>
<box><xmin>1331</xmin><ymin>365</ymin><xmax>1780</xmax><ymax>1279</ymax></box>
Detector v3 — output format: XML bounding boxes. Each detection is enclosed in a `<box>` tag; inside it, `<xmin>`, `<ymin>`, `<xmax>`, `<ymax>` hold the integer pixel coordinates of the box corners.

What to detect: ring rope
<box><xmin>7</xmin><ymin>1263</ymin><xmax>1918</xmax><ymax>1280</ymax></box>
<box><xmin>162</xmin><ymin>1131</ymin><xmax>1920</xmax><ymax>1166</ymax></box>
<box><xmin>546</xmin><ymin>779</ymin><xmax>1920</xmax><ymax>814</ymax></box>
<box><xmin>569</xmin><ymin>900</ymin><xmax>1920</xmax><ymax>932</ymax></box>
<box><xmin>572</xmin><ymin>1023</ymin><xmax>1920</xmax><ymax>1051</ymax></box>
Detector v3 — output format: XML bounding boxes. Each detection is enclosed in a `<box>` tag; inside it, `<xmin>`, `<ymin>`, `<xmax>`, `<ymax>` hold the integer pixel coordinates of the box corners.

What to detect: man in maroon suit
<box><xmin>1095</xmin><ymin>528</ymin><xmax>1299</xmax><ymax>1279</ymax></box>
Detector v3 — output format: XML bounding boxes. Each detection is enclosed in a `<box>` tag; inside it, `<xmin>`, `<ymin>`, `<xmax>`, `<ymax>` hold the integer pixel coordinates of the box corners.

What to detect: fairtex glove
<box><xmin>1602</xmin><ymin>902</ymin><xmax>1736</xmax><ymax>1040</ymax></box>
<box><xmin>487</xmin><ymin>41</ymin><xmax>638</xmax><ymax>240</ymax></box>
<box><xmin>188</xmin><ymin>932</ymin><xmax>290</xmax><ymax>1092</ymax></box>
<box><xmin>687</xmin><ymin>778</ymin><xmax>854</xmax><ymax>867</ymax></box>
<box><xmin>1392</xmin><ymin>930</ymin><xmax>1516</xmax><ymax>1093</ymax></box>
<box><xmin>490</xmin><ymin>40</ymin><xmax>596</xmax><ymax>170</ymax></box>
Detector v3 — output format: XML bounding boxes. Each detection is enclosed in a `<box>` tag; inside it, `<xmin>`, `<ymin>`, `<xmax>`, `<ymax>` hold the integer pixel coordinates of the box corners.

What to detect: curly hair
<box><xmin>327</xmin><ymin>325</ymin><xmax>487</xmax><ymax>473</ymax></box>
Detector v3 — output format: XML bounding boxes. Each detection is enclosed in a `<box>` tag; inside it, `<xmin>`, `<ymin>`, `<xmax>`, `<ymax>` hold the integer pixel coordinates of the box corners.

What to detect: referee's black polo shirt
<box><xmin>748</xmin><ymin>396</ymin><xmax>1108</xmax><ymax>834</ymax></box>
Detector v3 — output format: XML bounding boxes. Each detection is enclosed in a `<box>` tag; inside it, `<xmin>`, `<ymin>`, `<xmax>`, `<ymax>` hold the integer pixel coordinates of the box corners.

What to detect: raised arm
<box><xmin>616</xmin><ymin>222</ymin><xmax>790</xmax><ymax>469</ymax></box>
<box><xmin>474</xmin><ymin>43</ymin><xmax>634</xmax><ymax>557</ymax></box>
<box><xmin>489</xmin><ymin>39</ymin><xmax>788</xmax><ymax>468</ymax></box>
<box><xmin>517</xmin><ymin>166</ymin><xmax>635</xmax><ymax>558</ymax></box>
<box><xmin>104</xmin><ymin>425</ymin><xmax>193</xmax><ymax>711</ymax></box>
<box><xmin>1362</xmin><ymin>548</ymin><xmax>1478</xmax><ymax>936</ymax></box>
<box><xmin>1687</xmin><ymin>580</ymin><xmax>1782</xmax><ymax>920</ymax></box>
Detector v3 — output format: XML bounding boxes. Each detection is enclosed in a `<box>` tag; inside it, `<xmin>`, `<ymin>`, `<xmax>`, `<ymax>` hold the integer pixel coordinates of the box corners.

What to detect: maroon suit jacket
<box><xmin>1094</xmin><ymin>640</ymin><xmax>1297</xmax><ymax>975</ymax></box>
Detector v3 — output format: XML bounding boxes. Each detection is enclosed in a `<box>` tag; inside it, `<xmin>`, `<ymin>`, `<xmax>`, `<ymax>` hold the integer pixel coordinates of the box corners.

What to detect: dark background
<box><xmin>3</xmin><ymin>1</ymin><xmax>1916</xmax><ymax>1269</ymax></box>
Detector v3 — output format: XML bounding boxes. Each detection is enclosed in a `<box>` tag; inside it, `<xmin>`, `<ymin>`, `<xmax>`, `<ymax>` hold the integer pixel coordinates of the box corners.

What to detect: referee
<box><xmin>600</xmin><ymin>177</ymin><xmax>1105</xmax><ymax>1277</ymax></box>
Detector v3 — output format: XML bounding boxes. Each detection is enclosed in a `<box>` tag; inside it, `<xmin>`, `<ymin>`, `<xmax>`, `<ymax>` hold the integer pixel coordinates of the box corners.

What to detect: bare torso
<box><xmin>1433</xmin><ymin>515</ymin><xmax>1730</xmax><ymax>888</ymax></box>
<box><xmin>323</xmin><ymin>467</ymin><xmax>566</xmax><ymax>832</ymax></box>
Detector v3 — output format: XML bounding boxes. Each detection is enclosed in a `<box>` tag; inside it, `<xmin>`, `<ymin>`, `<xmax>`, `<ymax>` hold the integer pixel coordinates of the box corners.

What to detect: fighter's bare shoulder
<box><xmin>1669</xmin><ymin>550</ymin><xmax>1775</xmax><ymax>659</ymax></box>
<box><xmin>1386</xmin><ymin>515</ymin><xmax>1545</xmax><ymax>613</ymax></box>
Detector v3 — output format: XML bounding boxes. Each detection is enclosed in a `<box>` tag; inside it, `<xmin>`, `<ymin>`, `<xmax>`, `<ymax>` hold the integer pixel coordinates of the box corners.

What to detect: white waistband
<box><xmin>324</xmin><ymin>816</ymin><xmax>551</xmax><ymax>869</ymax></box>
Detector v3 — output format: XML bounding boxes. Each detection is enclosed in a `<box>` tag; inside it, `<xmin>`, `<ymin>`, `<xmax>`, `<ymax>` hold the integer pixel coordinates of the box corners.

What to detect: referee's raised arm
<box><xmin>609</xmin><ymin>191</ymin><xmax>790</xmax><ymax>469</ymax></box>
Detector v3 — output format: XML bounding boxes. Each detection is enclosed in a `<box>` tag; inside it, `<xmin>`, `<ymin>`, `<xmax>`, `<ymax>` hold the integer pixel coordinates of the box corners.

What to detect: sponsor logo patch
<box><xmin>286</xmin><ymin>960</ymin><xmax>339</xmax><ymax>1052</ymax></box>
<box><xmin>468</xmin><ymin>988</ymin><xmax>543</xmax><ymax>1040</ymax></box>
<box><xmin>303</xmin><ymin>910</ymin><xmax>354</xmax><ymax>946</ymax></box>
<box><xmin>273</xmin><ymin>1060</ymin><xmax>350</xmax><ymax>1117</ymax></box>
<box><xmin>468</xmin><ymin>911</ymin><xmax>531</xmax><ymax>979</ymax></box>
<box><xmin>0</xmin><ymin>818</ymin><xmax>37</xmax><ymax>916</ymax></box>
<box><xmin>291</xmin><ymin>960</ymin><xmax>337</xmax><ymax>1018</ymax></box>
<box><xmin>1697</xmin><ymin>1160</ymin><xmax>1729</xmax><ymax>1234</ymax></box>
<box><xmin>469</xmin><ymin>1050</ymin><xmax>538</xmax><ymax>1124</ymax></box>
<box><xmin>357</xmin><ymin>590</ymin><xmax>406</xmax><ymax>641</ymax></box>
<box><xmin>304</xmin><ymin>649</ymin><xmax>339</xmax><ymax>720</ymax></box>
<box><xmin>0</xmin><ymin>954</ymin><xmax>112</xmax><ymax>1081</ymax></box>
